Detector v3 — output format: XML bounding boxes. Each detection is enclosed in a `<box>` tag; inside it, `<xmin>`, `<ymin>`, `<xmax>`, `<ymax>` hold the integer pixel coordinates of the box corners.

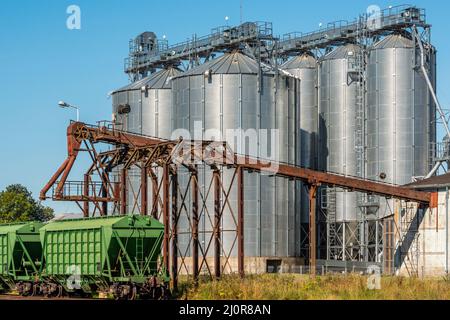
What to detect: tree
<box><xmin>0</xmin><ymin>184</ymin><xmax>55</xmax><ymax>223</ymax></box>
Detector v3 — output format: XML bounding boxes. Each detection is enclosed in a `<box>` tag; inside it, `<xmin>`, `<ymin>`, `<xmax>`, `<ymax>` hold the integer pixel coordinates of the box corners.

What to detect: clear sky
<box><xmin>0</xmin><ymin>0</ymin><xmax>449</xmax><ymax>214</ymax></box>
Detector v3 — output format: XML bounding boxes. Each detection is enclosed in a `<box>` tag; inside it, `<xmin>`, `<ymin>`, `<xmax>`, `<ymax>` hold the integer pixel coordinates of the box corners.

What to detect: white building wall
<box><xmin>397</xmin><ymin>190</ymin><xmax>449</xmax><ymax>277</ymax></box>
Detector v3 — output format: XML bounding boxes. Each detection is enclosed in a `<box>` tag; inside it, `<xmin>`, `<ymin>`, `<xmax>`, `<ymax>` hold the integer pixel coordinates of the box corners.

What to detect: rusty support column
<box><xmin>83</xmin><ymin>174</ymin><xmax>89</xmax><ymax>217</ymax></box>
<box><xmin>237</xmin><ymin>166</ymin><xmax>244</xmax><ymax>278</ymax></box>
<box><xmin>114</xmin><ymin>180</ymin><xmax>120</xmax><ymax>214</ymax></box>
<box><xmin>141</xmin><ymin>164</ymin><xmax>148</xmax><ymax>216</ymax></box>
<box><xmin>214</xmin><ymin>170</ymin><xmax>221</xmax><ymax>279</ymax></box>
<box><xmin>162</xmin><ymin>164</ymin><xmax>170</xmax><ymax>274</ymax></box>
<box><xmin>309</xmin><ymin>184</ymin><xmax>318</xmax><ymax>276</ymax></box>
<box><xmin>120</xmin><ymin>168</ymin><xmax>127</xmax><ymax>215</ymax></box>
<box><xmin>101</xmin><ymin>172</ymin><xmax>109</xmax><ymax>216</ymax></box>
<box><xmin>192</xmin><ymin>167</ymin><xmax>199</xmax><ymax>282</ymax></box>
<box><xmin>151</xmin><ymin>170</ymin><xmax>159</xmax><ymax>219</ymax></box>
<box><xmin>171</xmin><ymin>172</ymin><xmax>178</xmax><ymax>290</ymax></box>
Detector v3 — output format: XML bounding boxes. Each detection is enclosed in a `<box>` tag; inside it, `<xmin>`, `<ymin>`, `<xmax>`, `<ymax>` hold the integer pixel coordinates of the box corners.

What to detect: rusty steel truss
<box><xmin>40</xmin><ymin>122</ymin><xmax>438</xmax><ymax>284</ymax></box>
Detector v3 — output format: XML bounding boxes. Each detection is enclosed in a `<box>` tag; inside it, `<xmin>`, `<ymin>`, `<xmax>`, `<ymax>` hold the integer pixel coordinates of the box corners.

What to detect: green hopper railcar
<box><xmin>39</xmin><ymin>215</ymin><xmax>168</xmax><ymax>299</ymax></box>
<box><xmin>0</xmin><ymin>222</ymin><xmax>44</xmax><ymax>295</ymax></box>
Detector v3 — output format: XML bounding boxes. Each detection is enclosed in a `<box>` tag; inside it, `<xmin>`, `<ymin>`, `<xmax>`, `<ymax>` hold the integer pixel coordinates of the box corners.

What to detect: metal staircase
<box><xmin>397</xmin><ymin>204</ymin><xmax>420</xmax><ymax>276</ymax></box>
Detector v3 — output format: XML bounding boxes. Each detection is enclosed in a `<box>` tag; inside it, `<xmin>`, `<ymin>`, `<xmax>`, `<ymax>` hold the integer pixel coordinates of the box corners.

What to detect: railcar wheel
<box><xmin>31</xmin><ymin>283</ymin><xmax>38</xmax><ymax>297</ymax></box>
<box><xmin>129</xmin><ymin>285</ymin><xmax>137</xmax><ymax>301</ymax></box>
<box><xmin>110</xmin><ymin>283</ymin><xmax>134</xmax><ymax>300</ymax></box>
<box><xmin>16</xmin><ymin>281</ymin><xmax>33</xmax><ymax>296</ymax></box>
<box><xmin>41</xmin><ymin>282</ymin><xmax>60</xmax><ymax>298</ymax></box>
<box><xmin>56</xmin><ymin>284</ymin><xmax>63</xmax><ymax>298</ymax></box>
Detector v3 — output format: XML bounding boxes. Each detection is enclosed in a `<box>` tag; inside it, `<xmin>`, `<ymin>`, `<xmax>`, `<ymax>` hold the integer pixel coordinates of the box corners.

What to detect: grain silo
<box><xmin>281</xmin><ymin>53</ymin><xmax>318</xmax><ymax>257</ymax></box>
<box><xmin>366</xmin><ymin>34</ymin><xmax>436</xmax><ymax>217</ymax></box>
<box><xmin>171</xmin><ymin>51</ymin><xmax>300</xmax><ymax>264</ymax></box>
<box><xmin>318</xmin><ymin>44</ymin><xmax>362</xmax><ymax>259</ymax></box>
<box><xmin>112</xmin><ymin>67</ymin><xmax>181</xmax><ymax>214</ymax></box>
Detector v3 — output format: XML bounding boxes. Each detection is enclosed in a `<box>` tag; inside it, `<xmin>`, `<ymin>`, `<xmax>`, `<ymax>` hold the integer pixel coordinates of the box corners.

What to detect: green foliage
<box><xmin>0</xmin><ymin>184</ymin><xmax>54</xmax><ymax>223</ymax></box>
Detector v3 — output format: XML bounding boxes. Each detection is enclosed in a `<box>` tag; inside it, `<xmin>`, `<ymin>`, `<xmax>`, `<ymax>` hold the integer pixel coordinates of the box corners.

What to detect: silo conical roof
<box><xmin>281</xmin><ymin>53</ymin><xmax>317</xmax><ymax>70</ymax></box>
<box><xmin>113</xmin><ymin>67</ymin><xmax>182</xmax><ymax>93</ymax></box>
<box><xmin>321</xmin><ymin>44</ymin><xmax>361</xmax><ymax>61</ymax></box>
<box><xmin>176</xmin><ymin>51</ymin><xmax>260</xmax><ymax>77</ymax></box>
<box><xmin>373</xmin><ymin>34</ymin><xmax>414</xmax><ymax>49</ymax></box>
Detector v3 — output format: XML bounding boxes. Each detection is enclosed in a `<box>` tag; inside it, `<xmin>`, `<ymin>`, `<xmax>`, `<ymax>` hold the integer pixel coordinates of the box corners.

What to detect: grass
<box><xmin>176</xmin><ymin>274</ymin><xmax>450</xmax><ymax>300</ymax></box>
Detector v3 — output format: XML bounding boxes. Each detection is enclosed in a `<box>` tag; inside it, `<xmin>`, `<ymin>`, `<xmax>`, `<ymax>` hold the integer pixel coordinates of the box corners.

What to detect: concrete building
<box><xmin>393</xmin><ymin>174</ymin><xmax>450</xmax><ymax>277</ymax></box>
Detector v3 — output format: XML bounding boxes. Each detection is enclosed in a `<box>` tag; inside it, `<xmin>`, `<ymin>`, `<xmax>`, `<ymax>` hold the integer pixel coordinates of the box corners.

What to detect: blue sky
<box><xmin>0</xmin><ymin>0</ymin><xmax>448</xmax><ymax>214</ymax></box>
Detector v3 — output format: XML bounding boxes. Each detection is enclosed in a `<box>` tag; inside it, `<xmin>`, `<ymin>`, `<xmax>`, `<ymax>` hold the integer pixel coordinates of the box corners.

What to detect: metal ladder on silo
<box><xmin>353</xmin><ymin>15</ymin><xmax>367</xmax><ymax>196</ymax></box>
<box><xmin>354</xmin><ymin>16</ymin><xmax>369</xmax><ymax>260</ymax></box>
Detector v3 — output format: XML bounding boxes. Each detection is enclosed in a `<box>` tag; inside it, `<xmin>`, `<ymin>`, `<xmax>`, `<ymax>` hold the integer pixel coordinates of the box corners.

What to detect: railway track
<box><xmin>0</xmin><ymin>294</ymin><xmax>96</xmax><ymax>301</ymax></box>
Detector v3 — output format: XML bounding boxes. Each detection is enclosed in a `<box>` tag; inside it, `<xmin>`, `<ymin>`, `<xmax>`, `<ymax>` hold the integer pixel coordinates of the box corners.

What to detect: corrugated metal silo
<box><xmin>318</xmin><ymin>44</ymin><xmax>362</xmax><ymax>223</ymax></box>
<box><xmin>112</xmin><ymin>67</ymin><xmax>181</xmax><ymax>214</ymax></box>
<box><xmin>282</xmin><ymin>53</ymin><xmax>318</xmax><ymax>256</ymax></box>
<box><xmin>172</xmin><ymin>51</ymin><xmax>300</xmax><ymax>260</ymax></box>
<box><xmin>366</xmin><ymin>34</ymin><xmax>436</xmax><ymax>216</ymax></box>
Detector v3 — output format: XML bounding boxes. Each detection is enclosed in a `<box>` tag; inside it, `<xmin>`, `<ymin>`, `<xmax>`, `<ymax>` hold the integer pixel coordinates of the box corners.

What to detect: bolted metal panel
<box><xmin>319</xmin><ymin>44</ymin><xmax>361</xmax><ymax>222</ymax></box>
<box><xmin>172</xmin><ymin>52</ymin><xmax>300</xmax><ymax>258</ymax></box>
<box><xmin>366</xmin><ymin>34</ymin><xmax>436</xmax><ymax>217</ymax></box>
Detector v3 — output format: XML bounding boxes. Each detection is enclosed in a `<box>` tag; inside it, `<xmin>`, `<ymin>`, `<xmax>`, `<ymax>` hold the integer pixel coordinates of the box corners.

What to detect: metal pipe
<box><xmin>413</xmin><ymin>27</ymin><xmax>450</xmax><ymax>174</ymax></box>
<box><xmin>55</xmin><ymin>155</ymin><xmax>77</xmax><ymax>197</ymax></box>
<box><xmin>426</xmin><ymin>161</ymin><xmax>442</xmax><ymax>179</ymax></box>
<box><xmin>40</xmin><ymin>158</ymin><xmax>70</xmax><ymax>200</ymax></box>
<box><xmin>417</xmin><ymin>33</ymin><xmax>449</xmax><ymax>136</ymax></box>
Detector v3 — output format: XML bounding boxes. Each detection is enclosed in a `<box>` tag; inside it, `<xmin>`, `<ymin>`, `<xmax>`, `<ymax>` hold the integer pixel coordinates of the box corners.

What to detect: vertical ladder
<box><xmin>353</xmin><ymin>15</ymin><xmax>366</xmax><ymax>198</ymax></box>
<box><xmin>354</xmin><ymin>15</ymin><xmax>368</xmax><ymax>261</ymax></box>
<box><xmin>136</xmin><ymin>235</ymin><xmax>144</xmax><ymax>270</ymax></box>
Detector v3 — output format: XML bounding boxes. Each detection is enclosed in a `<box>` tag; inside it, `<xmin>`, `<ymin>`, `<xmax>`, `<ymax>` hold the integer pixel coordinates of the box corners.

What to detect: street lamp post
<box><xmin>58</xmin><ymin>101</ymin><xmax>80</xmax><ymax>121</ymax></box>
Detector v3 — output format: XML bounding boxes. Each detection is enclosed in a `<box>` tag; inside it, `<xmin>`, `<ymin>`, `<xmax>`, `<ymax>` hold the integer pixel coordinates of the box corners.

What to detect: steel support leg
<box><xmin>141</xmin><ymin>164</ymin><xmax>148</xmax><ymax>216</ymax></box>
<box><xmin>237</xmin><ymin>166</ymin><xmax>245</xmax><ymax>278</ymax></box>
<box><xmin>83</xmin><ymin>174</ymin><xmax>89</xmax><ymax>217</ymax></box>
<box><xmin>214</xmin><ymin>170</ymin><xmax>221</xmax><ymax>278</ymax></box>
<box><xmin>309</xmin><ymin>184</ymin><xmax>318</xmax><ymax>276</ymax></box>
<box><xmin>163</xmin><ymin>164</ymin><xmax>170</xmax><ymax>274</ymax></box>
<box><xmin>192</xmin><ymin>167</ymin><xmax>199</xmax><ymax>282</ymax></box>
<box><xmin>120</xmin><ymin>168</ymin><xmax>127</xmax><ymax>215</ymax></box>
<box><xmin>151</xmin><ymin>170</ymin><xmax>159</xmax><ymax>219</ymax></box>
<box><xmin>101</xmin><ymin>172</ymin><xmax>109</xmax><ymax>216</ymax></box>
<box><xmin>171</xmin><ymin>172</ymin><xmax>178</xmax><ymax>290</ymax></box>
